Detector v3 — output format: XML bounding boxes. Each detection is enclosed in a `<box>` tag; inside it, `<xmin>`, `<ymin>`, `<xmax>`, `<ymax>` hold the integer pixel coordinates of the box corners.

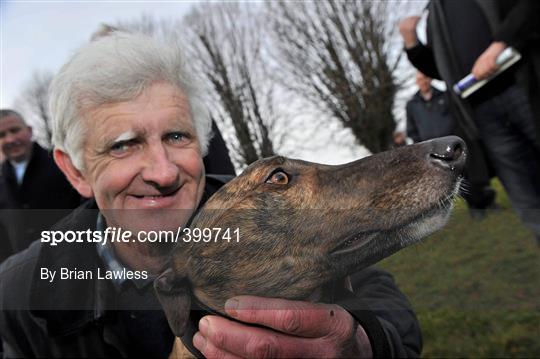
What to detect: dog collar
<box><xmin>332</xmin><ymin>286</ymin><xmax>392</xmax><ymax>358</ymax></box>
<box><xmin>181</xmin><ymin>296</ymin><xmax>270</xmax><ymax>357</ymax></box>
<box><xmin>180</xmin><ymin>296</ymin><xmax>232</xmax><ymax>358</ymax></box>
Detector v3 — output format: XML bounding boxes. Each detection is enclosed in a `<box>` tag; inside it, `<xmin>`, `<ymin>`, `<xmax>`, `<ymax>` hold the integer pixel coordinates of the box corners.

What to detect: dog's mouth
<box><xmin>329</xmin><ymin>178</ymin><xmax>461</xmax><ymax>259</ymax></box>
<box><xmin>329</xmin><ymin>231</ymin><xmax>380</xmax><ymax>257</ymax></box>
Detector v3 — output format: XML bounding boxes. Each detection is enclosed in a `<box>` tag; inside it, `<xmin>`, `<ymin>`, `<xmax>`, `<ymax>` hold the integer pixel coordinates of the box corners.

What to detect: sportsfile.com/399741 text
<box><xmin>40</xmin><ymin>227</ymin><xmax>241</xmax><ymax>246</ymax></box>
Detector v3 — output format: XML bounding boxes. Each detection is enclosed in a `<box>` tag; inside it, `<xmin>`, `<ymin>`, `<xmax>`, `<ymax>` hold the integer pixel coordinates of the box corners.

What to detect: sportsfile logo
<box><xmin>40</xmin><ymin>227</ymin><xmax>241</xmax><ymax>246</ymax></box>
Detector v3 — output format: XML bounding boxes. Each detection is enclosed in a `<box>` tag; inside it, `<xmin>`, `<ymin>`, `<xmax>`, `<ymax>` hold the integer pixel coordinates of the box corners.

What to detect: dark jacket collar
<box><xmin>413</xmin><ymin>87</ymin><xmax>444</xmax><ymax>103</ymax></box>
<box><xmin>1</xmin><ymin>158</ymin><xmax>16</xmax><ymax>188</ymax></box>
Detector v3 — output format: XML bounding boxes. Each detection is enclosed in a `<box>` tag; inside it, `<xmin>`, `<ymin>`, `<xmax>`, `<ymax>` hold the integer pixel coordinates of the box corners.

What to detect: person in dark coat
<box><xmin>0</xmin><ymin>31</ymin><xmax>422</xmax><ymax>358</ymax></box>
<box><xmin>406</xmin><ymin>72</ymin><xmax>455</xmax><ymax>143</ymax></box>
<box><xmin>406</xmin><ymin>71</ymin><xmax>496</xmax><ymax>216</ymax></box>
<box><xmin>399</xmin><ymin>0</ymin><xmax>540</xmax><ymax>242</ymax></box>
<box><xmin>0</xmin><ymin>110</ymin><xmax>81</xmax><ymax>258</ymax></box>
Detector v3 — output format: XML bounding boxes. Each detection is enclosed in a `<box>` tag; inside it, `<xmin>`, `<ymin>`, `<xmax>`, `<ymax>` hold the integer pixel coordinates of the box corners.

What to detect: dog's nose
<box><xmin>428</xmin><ymin>136</ymin><xmax>466</xmax><ymax>173</ymax></box>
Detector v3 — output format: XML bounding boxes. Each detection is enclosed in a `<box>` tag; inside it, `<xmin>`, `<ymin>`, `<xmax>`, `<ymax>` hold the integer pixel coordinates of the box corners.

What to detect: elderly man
<box><xmin>0</xmin><ymin>110</ymin><xmax>81</xmax><ymax>257</ymax></box>
<box><xmin>0</xmin><ymin>32</ymin><xmax>421</xmax><ymax>358</ymax></box>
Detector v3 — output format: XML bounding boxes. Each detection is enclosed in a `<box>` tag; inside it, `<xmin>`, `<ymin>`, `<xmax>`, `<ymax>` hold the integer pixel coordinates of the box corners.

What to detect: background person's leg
<box><xmin>474</xmin><ymin>86</ymin><xmax>540</xmax><ymax>239</ymax></box>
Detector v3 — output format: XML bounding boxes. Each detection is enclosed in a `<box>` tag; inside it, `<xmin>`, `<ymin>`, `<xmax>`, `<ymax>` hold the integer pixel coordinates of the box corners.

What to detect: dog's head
<box><xmin>155</xmin><ymin>136</ymin><xmax>466</xmax><ymax>336</ymax></box>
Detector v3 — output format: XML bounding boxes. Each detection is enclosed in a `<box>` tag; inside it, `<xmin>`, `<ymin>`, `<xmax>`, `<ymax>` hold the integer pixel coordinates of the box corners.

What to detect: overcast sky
<box><xmin>1</xmin><ymin>1</ymin><xmax>196</xmax><ymax>108</ymax></box>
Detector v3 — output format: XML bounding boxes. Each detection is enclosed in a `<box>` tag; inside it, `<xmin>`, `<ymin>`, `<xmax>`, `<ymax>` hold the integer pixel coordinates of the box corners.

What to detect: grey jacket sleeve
<box><xmin>349</xmin><ymin>267</ymin><xmax>422</xmax><ymax>358</ymax></box>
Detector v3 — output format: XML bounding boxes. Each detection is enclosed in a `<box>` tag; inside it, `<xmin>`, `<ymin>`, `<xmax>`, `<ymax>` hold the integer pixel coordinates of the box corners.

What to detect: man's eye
<box><xmin>166</xmin><ymin>132</ymin><xmax>190</xmax><ymax>144</ymax></box>
<box><xmin>109</xmin><ymin>140</ymin><xmax>137</xmax><ymax>156</ymax></box>
<box><xmin>111</xmin><ymin>143</ymin><xmax>126</xmax><ymax>152</ymax></box>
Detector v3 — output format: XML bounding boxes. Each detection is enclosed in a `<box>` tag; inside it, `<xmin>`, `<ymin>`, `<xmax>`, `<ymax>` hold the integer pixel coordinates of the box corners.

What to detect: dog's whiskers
<box><xmin>457</xmin><ymin>177</ymin><xmax>470</xmax><ymax>197</ymax></box>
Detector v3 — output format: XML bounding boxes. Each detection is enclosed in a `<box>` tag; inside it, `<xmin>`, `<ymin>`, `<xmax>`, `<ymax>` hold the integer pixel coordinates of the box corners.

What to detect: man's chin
<box><xmin>5</xmin><ymin>150</ymin><xmax>27</xmax><ymax>163</ymax></box>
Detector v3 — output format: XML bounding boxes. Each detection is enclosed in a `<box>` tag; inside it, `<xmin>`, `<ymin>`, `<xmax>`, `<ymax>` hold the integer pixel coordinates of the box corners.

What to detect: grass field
<box><xmin>379</xmin><ymin>180</ymin><xmax>540</xmax><ymax>358</ymax></box>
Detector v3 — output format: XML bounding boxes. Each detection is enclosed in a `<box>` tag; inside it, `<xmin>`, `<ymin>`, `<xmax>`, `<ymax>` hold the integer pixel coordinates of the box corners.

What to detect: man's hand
<box><xmin>471</xmin><ymin>42</ymin><xmax>507</xmax><ymax>80</ymax></box>
<box><xmin>192</xmin><ymin>296</ymin><xmax>373</xmax><ymax>358</ymax></box>
<box><xmin>399</xmin><ymin>16</ymin><xmax>421</xmax><ymax>49</ymax></box>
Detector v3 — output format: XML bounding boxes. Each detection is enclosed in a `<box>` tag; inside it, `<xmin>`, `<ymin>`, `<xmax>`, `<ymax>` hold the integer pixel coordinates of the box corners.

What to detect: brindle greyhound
<box><xmin>155</xmin><ymin>136</ymin><xmax>466</xmax><ymax>357</ymax></box>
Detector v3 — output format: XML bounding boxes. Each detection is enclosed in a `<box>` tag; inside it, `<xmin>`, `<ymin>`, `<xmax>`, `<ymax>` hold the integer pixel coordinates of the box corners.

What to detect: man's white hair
<box><xmin>49</xmin><ymin>31</ymin><xmax>212</xmax><ymax>170</ymax></box>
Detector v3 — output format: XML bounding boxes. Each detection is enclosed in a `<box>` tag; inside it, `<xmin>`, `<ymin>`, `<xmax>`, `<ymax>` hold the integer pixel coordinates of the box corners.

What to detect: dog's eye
<box><xmin>265</xmin><ymin>170</ymin><xmax>289</xmax><ymax>185</ymax></box>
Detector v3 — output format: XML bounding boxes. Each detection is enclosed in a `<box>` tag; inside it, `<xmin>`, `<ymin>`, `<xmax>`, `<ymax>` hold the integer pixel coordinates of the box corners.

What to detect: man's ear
<box><xmin>53</xmin><ymin>149</ymin><xmax>93</xmax><ymax>198</ymax></box>
<box><xmin>154</xmin><ymin>268</ymin><xmax>192</xmax><ymax>337</ymax></box>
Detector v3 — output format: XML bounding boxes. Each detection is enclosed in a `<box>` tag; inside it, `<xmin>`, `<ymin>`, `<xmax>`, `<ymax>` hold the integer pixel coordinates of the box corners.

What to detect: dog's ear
<box><xmin>154</xmin><ymin>268</ymin><xmax>191</xmax><ymax>337</ymax></box>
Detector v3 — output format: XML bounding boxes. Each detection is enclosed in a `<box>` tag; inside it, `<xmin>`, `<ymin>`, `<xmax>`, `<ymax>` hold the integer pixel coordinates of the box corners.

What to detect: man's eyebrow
<box><xmin>96</xmin><ymin>130</ymin><xmax>138</xmax><ymax>154</ymax></box>
<box><xmin>111</xmin><ymin>131</ymin><xmax>138</xmax><ymax>144</ymax></box>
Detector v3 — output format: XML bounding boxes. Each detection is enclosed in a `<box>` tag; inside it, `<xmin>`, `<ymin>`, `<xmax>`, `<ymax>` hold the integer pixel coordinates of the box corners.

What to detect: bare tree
<box><xmin>267</xmin><ymin>1</ymin><xmax>415</xmax><ymax>154</ymax></box>
<box><xmin>184</xmin><ymin>3</ymin><xmax>278</xmax><ymax>167</ymax></box>
<box><xmin>14</xmin><ymin>70</ymin><xmax>54</xmax><ymax>147</ymax></box>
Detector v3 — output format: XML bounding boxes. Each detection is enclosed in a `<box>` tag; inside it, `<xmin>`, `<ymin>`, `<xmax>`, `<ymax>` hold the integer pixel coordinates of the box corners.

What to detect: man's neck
<box><xmin>9</xmin><ymin>143</ymin><xmax>34</xmax><ymax>166</ymax></box>
<box><xmin>9</xmin><ymin>158</ymin><xmax>28</xmax><ymax>166</ymax></box>
<box><xmin>9</xmin><ymin>158</ymin><xmax>29</xmax><ymax>185</ymax></box>
<box><xmin>420</xmin><ymin>89</ymin><xmax>433</xmax><ymax>101</ymax></box>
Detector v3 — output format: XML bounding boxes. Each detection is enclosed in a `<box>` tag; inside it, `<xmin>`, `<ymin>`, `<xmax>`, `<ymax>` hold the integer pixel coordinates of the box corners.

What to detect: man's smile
<box><xmin>127</xmin><ymin>185</ymin><xmax>183</xmax><ymax>209</ymax></box>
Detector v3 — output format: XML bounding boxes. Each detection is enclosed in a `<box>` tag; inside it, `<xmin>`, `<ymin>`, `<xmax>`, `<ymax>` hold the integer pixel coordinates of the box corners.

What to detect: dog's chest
<box><xmin>169</xmin><ymin>338</ymin><xmax>195</xmax><ymax>359</ymax></box>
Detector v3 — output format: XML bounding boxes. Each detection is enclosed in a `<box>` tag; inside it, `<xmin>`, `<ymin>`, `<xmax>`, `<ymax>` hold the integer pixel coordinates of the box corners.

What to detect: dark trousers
<box><xmin>474</xmin><ymin>85</ymin><xmax>540</xmax><ymax>235</ymax></box>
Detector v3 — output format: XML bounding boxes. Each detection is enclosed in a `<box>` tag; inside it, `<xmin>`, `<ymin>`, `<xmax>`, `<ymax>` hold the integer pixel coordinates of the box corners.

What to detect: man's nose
<box><xmin>141</xmin><ymin>144</ymin><xmax>180</xmax><ymax>188</ymax></box>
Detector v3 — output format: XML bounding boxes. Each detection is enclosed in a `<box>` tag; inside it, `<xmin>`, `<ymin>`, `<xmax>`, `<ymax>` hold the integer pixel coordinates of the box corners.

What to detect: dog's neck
<box><xmin>191</xmin><ymin>276</ymin><xmax>353</xmax><ymax>315</ymax></box>
<box><xmin>315</xmin><ymin>277</ymin><xmax>353</xmax><ymax>303</ymax></box>
<box><xmin>191</xmin><ymin>295</ymin><xmax>226</xmax><ymax>318</ymax></box>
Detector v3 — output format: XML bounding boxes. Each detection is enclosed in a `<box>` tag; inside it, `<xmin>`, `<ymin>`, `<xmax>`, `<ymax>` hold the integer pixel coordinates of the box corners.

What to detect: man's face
<box><xmin>416</xmin><ymin>72</ymin><xmax>432</xmax><ymax>94</ymax></box>
<box><xmin>0</xmin><ymin>115</ymin><xmax>33</xmax><ymax>163</ymax></box>
<box><xmin>78</xmin><ymin>82</ymin><xmax>206</xmax><ymax>233</ymax></box>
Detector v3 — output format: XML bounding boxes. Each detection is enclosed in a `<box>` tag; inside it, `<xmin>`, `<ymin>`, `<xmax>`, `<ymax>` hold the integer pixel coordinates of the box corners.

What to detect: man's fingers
<box><xmin>472</xmin><ymin>56</ymin><xmax>497</xmax><ymax>80</ymax></box>
<box><xmin>472</xmin><ymin>42</ymin><xmax>506</xmax><ymax>80</ymax></box>
<box><xmin>197</xmin><ymin>315</ymin><xmax>339</xmax><ymax>358</ymax></box>
<box><xmin>224</xmin><ymin>296</ymin><xmax>354</xmax><ymax>338</ymax></box>
<box><xmin>193</xmin><ymin>331</ymin><xmax>243</xmax><ymax>359</ymax></box>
